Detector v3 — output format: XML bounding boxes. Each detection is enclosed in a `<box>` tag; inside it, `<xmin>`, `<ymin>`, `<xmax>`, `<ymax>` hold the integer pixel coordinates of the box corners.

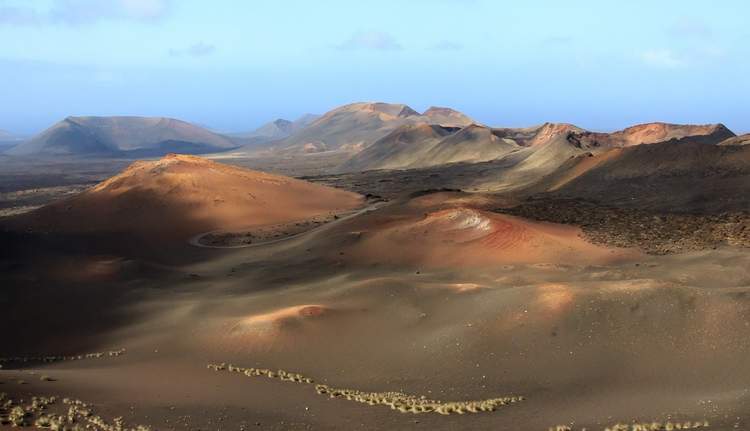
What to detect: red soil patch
<box><xmin>343</xmin><ymin>207</ymin><xmax>638</xmax><ymax>267</ymax></box>
<box><xmin>213</xmin><ymin>305</ymin><xmax>334</xmax><ymax>351</ymax></box>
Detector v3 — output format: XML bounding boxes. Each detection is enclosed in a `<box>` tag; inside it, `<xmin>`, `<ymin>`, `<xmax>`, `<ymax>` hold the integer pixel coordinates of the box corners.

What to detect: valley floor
<box><xmin>2</xmin><ymin>191</ymin><xmax>749</xmax><ymax>430</ymax></box>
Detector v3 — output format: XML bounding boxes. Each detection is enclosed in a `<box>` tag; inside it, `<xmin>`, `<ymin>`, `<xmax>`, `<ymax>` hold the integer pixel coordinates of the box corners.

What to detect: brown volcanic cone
<box><xmin>719</xmin><ymin>133</ymin><xmax>750</xmax><ymax>146</ymax></box>
<box><xmin>525</xmin><ymin>123</ymin><xmax>586</xmax><ymax>147</ymax></box>
<box><xmin>10</xmin><ymin>154</ymin><xmax>363</xmax><ymax>239</ymax></box>
<box><xmin>421</xmin><ymin>106</ymin><xmax>476</xmax><ymax>127</ymax></box>
<box><xmin>578</xmin><ymin>122</ymin><xmax>735</xmax><ymax>148</ymax></box>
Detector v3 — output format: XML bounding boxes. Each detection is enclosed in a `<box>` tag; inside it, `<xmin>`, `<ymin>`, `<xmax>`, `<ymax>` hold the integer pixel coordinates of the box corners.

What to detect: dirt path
<box><xmin>187</xmin><ymin>203</ymin><xmax>383</xmax><ymax>249</ymax></box>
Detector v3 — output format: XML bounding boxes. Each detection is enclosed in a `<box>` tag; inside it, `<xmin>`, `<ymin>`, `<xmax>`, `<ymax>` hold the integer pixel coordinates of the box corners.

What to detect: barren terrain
<box><xmin>2</xmin><ymin>111</ymin><xmax>749</xmax><ymax>431</ymax></box>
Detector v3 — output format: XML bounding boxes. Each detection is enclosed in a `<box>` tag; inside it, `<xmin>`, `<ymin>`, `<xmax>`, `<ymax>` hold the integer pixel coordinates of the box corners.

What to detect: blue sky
<box><xmin>1</xmin><ymin>0</ymin><xmax>748</xmax><ymax>135</ymax></box>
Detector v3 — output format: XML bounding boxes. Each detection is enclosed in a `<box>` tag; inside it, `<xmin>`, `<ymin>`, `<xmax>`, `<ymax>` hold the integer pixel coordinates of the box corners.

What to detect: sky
<box><xmin>0</xmin><ymin>0</ymin><xmax>748</xmax><ymax>135</ymax></box>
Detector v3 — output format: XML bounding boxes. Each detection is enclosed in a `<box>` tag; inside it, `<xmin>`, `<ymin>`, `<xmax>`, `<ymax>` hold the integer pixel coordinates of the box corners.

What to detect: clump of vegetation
<box><xmin>207</xmin><ymin>362</ymin><xmax>524</xmax><ymax>415</ymax></box>
<box><xmin>8</xmin><ymin>405</ymin><xmax>28</xmax><ymax>426</ymax></box>
<box><xmin>0</xmin><ymin>348</ymin><xmax>126</xmax><ymax>367</ymax></box>
<box><xmin>548</xmin><ymin>420</ymin><xmax>710</xmax><ymax>431</ymax></box>
<box><xmin>0</xmin><ymin>394</ymin><xmax>55</xmax><ymax>428</ymax></box>
<box><xmin>311</xmin><ymin>383</ymin><xmax>522</xmax><ymax>415</ymax></box>
<box><xmin>0</xmin><ymin>393</ymin><xmax>150</xmax><ymax>430</ymax></box>
<box><xmin>604</xmin><ymin>421</ymin><xmax>709</xmax><ymax>431</ymax></box>
<box><xmin>210</xmin><ymin>363</ymin><xmax>314</xmax><ymax>384</ymax></box>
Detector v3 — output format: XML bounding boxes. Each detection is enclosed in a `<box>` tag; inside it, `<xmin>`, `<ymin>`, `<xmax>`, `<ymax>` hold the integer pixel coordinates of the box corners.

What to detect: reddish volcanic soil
<box><xmin>580</xmin><ymin>122</ymin><xmax>734</xmax><ymax>148</ymax></box>
<box><xmin>328</xmin><ymin>195</ymin><xmax>638</xmax><ymax>267</ymax></box>
<box><xmin>7</xmin><ymin>154</ymin><xmax>364</xmax><ymax>240</ymax></box>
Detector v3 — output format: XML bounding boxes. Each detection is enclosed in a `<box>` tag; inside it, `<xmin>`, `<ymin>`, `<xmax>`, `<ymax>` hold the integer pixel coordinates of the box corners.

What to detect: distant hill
<box><xmin>486</xmin><ymin>122</ymin><xmax>724</xmax><ymax>149</ymax></box>
<box><xmin>238</xmin><ymin>114</ymin><xmax>322</xmax><ymax>140</ymax></box>
<box><xmin>254</xmin><ymin>119</ymin><xmax>295</xmax><ymax>139</ymax></box>
<box><xmin>524</xmin><ymin>123</ymin><xmax>586</xmax><ymax>147</ymax></box>
<box><xmin>419</xmin><ymin>125</ymin><xmax>520</xmax><ymax>167</ymax></box>
<box><xmin>477</xmin><ymin>131</ymin><xmax>605</xmax><ymax>192</ymax></box>
<box><xmin>421</xmin><ymin>106</ymin><xmax>476</xmax><ymax>127</ymax></box>
<box><xmin>6</xmin><ymin>116</ymin><xmax>236</xmax><ymax>157</ymax></box>
<box><xmin>277</xmin><ymin>102</ymin><xmax>476</xmax><ymax>154</ymax></box>
<box><xmin>487</xmin><ymin>123</ymin><xmax>584</xmax><ymax>148</ymax></box>
<box><xmin>719</xmin><ymin>134</ymin><xmax>750</xmax><ymax>146</ymax></box>
<box><xmin>575</xmin><ymin>122</ymin><xmax>734</xmax><ymax>148</ymax></box>
<box><xmin>338</xmin><ymin>124</ymin><xmax>521</xmax><ymax>172</ymax></box>
<box><xmin>336</xmin><ymin>121</ymin><xmax>584</xmax><ymax>173</ymax></box>
<box><xmin>337</xmin><ymin>124</ymin><xmax>459</xmax><ymax>172</ymax></box>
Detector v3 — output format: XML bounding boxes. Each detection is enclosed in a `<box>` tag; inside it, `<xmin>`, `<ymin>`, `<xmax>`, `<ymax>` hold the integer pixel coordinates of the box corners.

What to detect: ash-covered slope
<box><xmin>9</xmin><ymin>154</ymin><xmax>363</xmax><ymax>239</ymax></box>
<box><xmin>336</xmin><ymin>124</ymin><xmax>459</xmax><ymax>172</ymax></box>
<box><xmin>542</xmin><ymin>140</ymin><xmax>750</xmax><ymax>212</ymax></box>
<box><xmin>414</xmin><ymin>124</ymin><xmax>520</xmax><ymax>168</ymax></box>
<box><xmin>336</xmin><ymin>121</ymin><xmax>588</xmax><ymax>175</ymax></box>
<box><xmin>719</xmin><ymin>134</ymin><xmax>750</xmax><ymax>146</ymax></box>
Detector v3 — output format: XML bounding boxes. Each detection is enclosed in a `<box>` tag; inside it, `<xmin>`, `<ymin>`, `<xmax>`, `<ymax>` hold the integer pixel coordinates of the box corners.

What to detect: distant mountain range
<box><xmin>265</xmin><ymin>103</ymin><xmax>736</xmax><ymax>176</ymax></box>
<box><xmin>6</xmin><ymin>116</ymin><xmax>237</xmax><ymax>157</ymax></box>
<box><xmin>333</xmin><ymin>116</ymin><xmax>735</xmax><ymax>174</ymax></box>
<box><xmin>2</xmin><ymin>104</ymin><xmax>741</xmax><ymax>181</ymax></box>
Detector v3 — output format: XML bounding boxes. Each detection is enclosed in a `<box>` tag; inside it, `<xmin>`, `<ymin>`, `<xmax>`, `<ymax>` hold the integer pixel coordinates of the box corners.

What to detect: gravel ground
<box><xmin>495</xmin><ymin>198</ymin><xmax>750</xmax><ymax>254</ymax></box>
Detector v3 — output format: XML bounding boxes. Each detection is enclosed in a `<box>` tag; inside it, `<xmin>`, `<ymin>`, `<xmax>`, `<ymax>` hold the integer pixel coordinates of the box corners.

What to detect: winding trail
<box><xmin>187</xmin><ymin>202</ymin><xmax>384</xmax><ymax>249</ymax></box>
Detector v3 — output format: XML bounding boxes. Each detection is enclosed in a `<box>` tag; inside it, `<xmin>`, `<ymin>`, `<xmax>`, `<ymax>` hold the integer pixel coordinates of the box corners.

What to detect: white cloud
<box><xmin>640</xmin><ymin>49</ymin><xmax>685</xmax><ymax>69</ymax></box>
<box><xmin>337</xmin><ymin>31</ymin><xmax>402</xmax><ymax>51</ymax></box>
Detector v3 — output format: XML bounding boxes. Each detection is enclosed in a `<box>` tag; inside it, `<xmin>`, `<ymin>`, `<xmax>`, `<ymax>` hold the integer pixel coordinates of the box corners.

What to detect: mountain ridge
<box><xmin>7</xmin><ymin>116</ymin><xmax>237</xmax><ymax>157</ymax></box>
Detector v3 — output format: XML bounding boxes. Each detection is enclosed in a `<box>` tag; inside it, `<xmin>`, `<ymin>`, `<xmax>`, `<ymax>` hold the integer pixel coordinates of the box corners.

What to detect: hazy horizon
<box><xmin>2</xmin><ymin>0</ymin><xmax>749</xmax><ymax>135</ymax></box>
<box><xmin>3</xmin><ymin>103</ymin><xmax>749</xmax><ymax>139</ymax></box>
